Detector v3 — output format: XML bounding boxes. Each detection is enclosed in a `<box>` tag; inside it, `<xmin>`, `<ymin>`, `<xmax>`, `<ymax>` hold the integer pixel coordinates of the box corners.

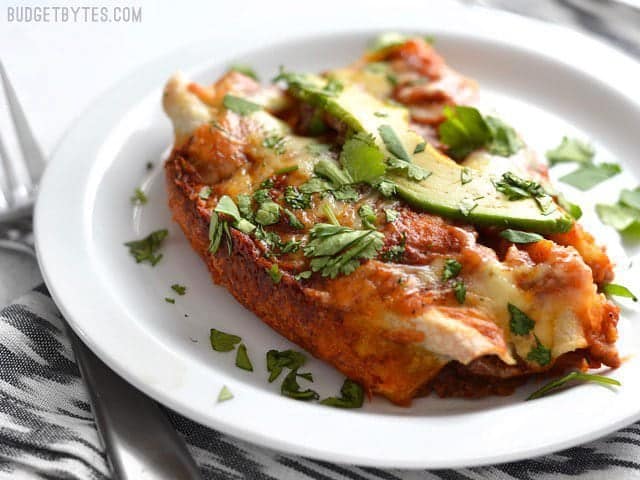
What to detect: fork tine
<box><xmin>0</xmin><ymin>60</ymin><xmax>46</xmax><ymax>187</ymax></box>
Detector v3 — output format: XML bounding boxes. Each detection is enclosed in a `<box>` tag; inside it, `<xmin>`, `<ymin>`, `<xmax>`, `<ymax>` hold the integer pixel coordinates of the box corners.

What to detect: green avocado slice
<box><xmin>278</xmin><ymin>72</ymin><xmax>573</xmax><ymax>234</ymax></box>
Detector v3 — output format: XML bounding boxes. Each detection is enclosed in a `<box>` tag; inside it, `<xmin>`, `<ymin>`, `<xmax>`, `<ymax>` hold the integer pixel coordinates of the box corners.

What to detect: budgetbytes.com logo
<box><xmin>6</xmin><ymin>5</ymin><xmax>142</xmax><ymax>23</ymax></box>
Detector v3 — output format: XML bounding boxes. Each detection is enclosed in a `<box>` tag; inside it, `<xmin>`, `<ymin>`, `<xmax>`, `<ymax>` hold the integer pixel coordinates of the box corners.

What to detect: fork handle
<box><xmin>69</xmin><ymin>329</ymin><xmax>203</xmax><ymax>480</ymax></box>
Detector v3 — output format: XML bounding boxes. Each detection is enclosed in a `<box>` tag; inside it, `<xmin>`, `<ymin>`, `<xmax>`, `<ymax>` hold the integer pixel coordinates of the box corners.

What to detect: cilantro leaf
<box><xmin>124</xmin><ymin>229</ymin><xmax>168</xmax><ymax>266</ymax></box>
<box><xmin>164</xmin><ymin>297</ymin><xmax>175</xmax><ymax>304</ymax></box>
<box><xmin>378</xmin><ymin>125</ymin><xmax>411</xmax><ymax>162</ymax></box>
<box><xmin>375</xmin><ymin>178</ymin><xmax>397</xmax><ymax>197</ymax></box>
<box><xmin>198</xmin><ymin>186</ymin><xmax>212</xmax><ymax>200</ymax></box>
<box><xmin>460</xmin><ymin>167</ymin><xmax>472</xmax><ymax>185</ymax></box>
<box><xmin>314</xmin><ymin>158</ymin><xmax>353</xmax><ymax>186</ymax></box>
<box><xmin>386</xmin><ymin>157</ymin><xmax>431</xmax><ymax>181</ymax></box>
<box><xmin>217</xmin><ymin>386</ymin><xmax>233</xmax><ymax>403</ymax></box>
<box><xmin>602</xmin><ymin>283</ymin><xmax>637</xmax><ymax>302</ymax></box>
<box><xmin>294</xmin><ymin>270</ymin><xmax>312</xmax><ymax>281</ymax></box>
<box><xmin>131</xmin><ymin>188</ymin><xmax>148</xmax><ymax>205</ymax></box>
<box><xmin>208</xmin><ymin>213</ymin><xmax>224</xmax><ymax>254</ymax></box>
<box><xmin>495</xmin><ymin>172</ymin><xmax>555</xmax><ymax>215</ymax></box>
<box><xmin>331</xmin><ymin>186</ymin><xmax>359</xmax><ymax>202</ymax></box>
<box><xmin>284</xmin><ymin>209</ymin><xmax>304</xmax><ymax>229</ymax></box>
<box><xmin>381</xmin><ymin>233</ymin><xmax>406</xmax><ymax>262</ymax></box>
<box><xmin>559</xmin><ymin>163</ymin><xmax>621</xmax><ymax>191</ymax></box>
<box><xmin>414</xmin><ymin>142</ymin><xmax>426</xmax><ymax>154</ymax></box>
<box><xmin>508</xmin><ymin>303</ymin><xmax>535</xmax><ymax>335</ymax></box>
<box><xmin>453</xmin><ymin>280</ymin><xmax>466</xmax><ymax>304</ymax></box>
<box><xmin>384</xmin><ymin>208</ymin><xmax>399</xmax><ymax>223</ymax></box>
<box><xmin>557</xmin><ymin>193</ymin><xmax>583</xmax><ymax>220</ymax></box>
<box><xmin>320</xmin><ymin>379</ymin><xmax>364</xmax><ymax>408</ymax></box>
<box><xmin>229</xmin><ymin>64</ymin><xmax>259</xmax><ymax>81</ymax></box>
<box><xmin>275</xmin><ymin>165</ymin><xmax>298</xmax><ymax>175</ymax></box>
<box><xmin>267</xmin><ymin>264</ymin><xmax>283</xmax><ymax>284</ymax></box>
<box><xmin>266</xmin><ymin>349</ymin><xmax>306</xmax><ymax>382</ymax></box>
<box><xmin>222</xmin><ymin>94</ymin><xmax>262</xmax><ymax>116</ymax></box>
<box><xmin>283</xmin><ymin>186</ymin><xmax>311</xmax><ymax>209</ymax></box>
<box><xmin>235</xmin><ymin>344</ymin><xmax>254</xmax><ymax>371</ymax></box>
<box><xmin>442</xmin><ymin>258</ymin><xmax>462</xmax><ymax>281</ymax></box>
<box><xmin>304</xmin><ymin>223</ymin><xmax>385</xmax><ymax>278</ymax></box>
<box><xmin>214</xmin><ymin>196</ymin><xmax>256</xmax><ymax>235</ymax></box>
<box><xmin>546</xmin><ymin>137</ymin><xmax>594</xmax><ymax>166</ymax></box>
<box><xmin>209</xmin><ymin>328</ymin><xmax>241</xmax><ymax>352</ymax></box>
<box><xmin>527</xmin><ymin>371</ymin><xmax>620</xmax><ymax>401</ymax></box>
<box><xmin>262</xmin><ymin>133</ymin><xmax>287</xmax><ymax>154</ymax></box>
<box><xmin>340</xmin><ymin>133</ymin><xmax>386</xmax><ymax>183</ymax></box>
<box><xmin>237</xmin><ymin>194</ymin><xmax>253</xmax><ymax>219</ymax></box>
<box><xmin>500</xmin><ymin>229</ymin><xmax>543</xmax><ymax>244</ymax></box>
<box><xmin>255</xmin><ymin>201</ymin><xmax>281</xmax><ymax>225</ymax></box>
<box><xmin>620</xmin><ymin>188</ymin><xmax>640</xmax><ymax>210</ymax></box>
<box><xmin>358</xmin><ymin>204</ymin><xmax>377</xmax><ymax>229</ymax></box>
<box><xmin>458</xmin><ymin>198</ymin><xmax>478</xmax><ymax>217</ymax></box>
<box><xmin>171</xmin><ymin>284</ymin><xmax>187</xmax><ymax>295</ymax></box>
<box><xmin>281</xmin><ymin>369</ymin><xmax>319</xmax><ymax>401</ymax></box>
<box><xmin>527</xmin><ymin>335</ymin><xmax>551</xmax><ymax>366</ymax></box>
<box><xmin>438</xmin><ymin>106</ymin><xmax>491</xmax><ymax>160</ymax></box>
<box><xmin>485</xmin><ymin>116</ymin><xmax>523</xmax><ymax>157</ymax></box>
<box><xmin>596</xmin><ymin>203</ymin><xmax>640</xmax><ymax>233</ymax></box>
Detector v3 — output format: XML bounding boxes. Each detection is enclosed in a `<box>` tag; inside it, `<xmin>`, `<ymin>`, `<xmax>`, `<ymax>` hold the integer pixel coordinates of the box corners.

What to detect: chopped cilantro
<box><xmin>320</xmin><ymin>379</ymin><xmax>364</xmax><ymax>408</ymax></box>
<box><xmin>171</xmin><ymin>284</ymin><xmax>187</xmax><ymax>295</ymax></box>
<box><xmin>602</xmin><ymin>283</ymin><xmax>637</xmax><ymax>302</ymax></box>
<box><xmin>263</xmin><ymin>134</ymin><xmax>287</xmax><ymax>154</ymax></box>
<box><xmin>495</xmin><ymin>172</ymin><xmax>555</xmax><ymax>215</ymax></box>
<box><xmin>303</xmin><ymin>223</ymin><xmax>385</xmax><ymax>278</ymax></box>
<box><xmin>374</xmin><ymin>112</ymin><xmax>388</xmax><ymax>118</ymax></box>
<box><xmin>294</xmin><ymin>270</ymin><xmax>312</xmax><ymax>281</ymax></box>
<box><xmin>358</xmin><ymin>204</ymin><xmax>377</xmax><ymax>229</ymax></box>
<box><xmin>546</xmin><ymin>137</ymin><xmax>594</xmax><ymax>166</ymax></box>
<box><xmin>557</xmin><ymin>193</ymin><xmax>583</xmax><ymax>220</ymax></box>
<box><xmin>314</xmin><ymin>158</ymin><xmax>353</xmax><ymax>186</ymax></box>
<box><xmin>198</xmin><ymin>186</ymin><xmax>212</xmax><ymax>200</ymax></box>
<box><xmin>208</xmin><ymin>213</ymin><xmax>224</xmax><ymax>254</ymax></box>
<box><xmin>596</xmin><ymin>203</ymin><xmax>640</xmax><ymax>233</ymax></box>
<box><xmin>438</xmin><ymin>106</ymin><xmax>491</xmax><ymax>160</ymax></box>
<box><xmin>500</xmin><ymin>229</ymin><xmax>543</xmax><ymax>244</ymax></box>
<box><xmin>229</xmin><ymin>64</ymin><xmax>259</xmax><ymax>81</ymax></box>
<box><xmin>164</xmin><ymin>297</ymin><xmax>175</xmax><ymax>304</ymax></box>
<box><xmin>261</xmin><ymin>178</ymin><xmax>275</xmax><ymax>189</ymax></box>
<box><xmin>284</xmin><ymin>209</ymin><xmax>304</xmax><ymax>229</ymax></box>
<box><xmin>281</xmin><ymin>369</ymin><xmax>319</xmax><ymax>401</ymax></box>
<box><xmin>131</xmin><ymin>188</ymin><xmax>148</xmax><ymax>205</ymax></box>
<box><xmin>375</xmin><ymin>179</ymin><xmax>397</xmax><ymax>197</ymax></box>
<box><xmin>460</xmin><ymin>167</ymin><xmax>472</xmax><ymax>185</ymax></box>
<box><xmin>253</xmin><ymin>188</ymin><xmax>271</xmax><ymax>204</ymax></box>
<box><xmin>485</xmin><ymin>116</ymin><xmax>524</xmax><ymax>157</ymax></box>
<box><xmin>378</xmin><ymin>124</ymin><xmax>411</xmax><ymax>162</ymax></box>
<box><xmin>145</xmin><ymin>162</ymin><xmax>153</xmax><ymax>170</ymax></box>
<box><xmin>340</xmin><ymin>132</ymin><xmax>386</xmax><ymax>183</ymax></box>
<box><xmin>222</xmin><ymin>94</ymin><xmax>262</xmax><ymax>116</ymax></box>
<box><xmin>124</xmin><ymin>229</ymin><xmax>168</xmax><ymax>266</ymax></box>
<box><xmin>458</xmin><ymin>198</ymin><xmax>478</xmax><ymax>217</ymax></box>
<box><xmin>209</xmin><ymin>328</ymin><xmax>241</xmax><ymax>352</ymax></box>
<box><xmin>453</xmin><ymin>280</ymin><xmax>466</xmax><ymax>304</ymax></box>
<box><xmin>322</xmin><ymin>203</ymin><xmax>340</xmax><ymax>226</ymax></box>
<box><xmin>386</xmin><ymin>157</ymin><xmax>430</xmax><ymax>181</ymax></box>
<box><xmin>508</xmin><ymin>303</ymin><xmax>535</xmax><ymax>335</ymax></box>
<box><xmin>414</xmin><ymin>142</ymin><xmax>426</xmax><ymax>154</ymax></box>
<box><xmin>559</xmin><ymin>163</ymin><xmax>621</xmax><ymax>191</ymax></box>
<box><xmin>235</xmin><ymin>344</ymin><xmax>253</xmax><ymax>371</ymax></box>
<box><xmin>438</xmin><ymin>106</ymin><xmax>522</xmax><ymax>159</ymax></box>
<box><xmin>331</xmin><ymin>186</ymin><xmax>359</xmax><ymax>202</ymax></box>
<box><xmin>384</xmin><ymin>208</ymin><xmax>399</xmax><ymax>223</ymax></box>
<box><xmin>527</xmin><ymin>371</ymin><xmax>620</xmax><ymax>400</ymax></box>
<box><xmin>275</xmin><ymin>165</ymin><xmax>298</xmax><ymax>175</ymax></box>
<box><xmin>217</xmin><ymin>385</ymin><xmax>234</xmax><ymax>403</ymax></box>
<box><xmin>382</xmin><ymin>233</ymin><xmax>406</xmax><ymax>262</ymax></box>
<box><xmin>324</xmin><ymin>78</ymin><xmax>344</xmax><ymax>95</ymax></box>
<box><xmin>527</xmin><ymin>335</ymin><xmax>551</xmax><ymax>366</ymax></box>
<box><xmin>620</xmin><ymin>188</ymin><xmax>640</xmax><ymax>210</ymax></box>
<box><xmin>442</xmin><ymin>258</ymin><xmax>462</xmax><ymax>281</ymax></box>
<box><xmin>237</xmin><ymin>194</ymin><xmax>253</xmax><ymax>219</ymax></box>
<box><xmin>255</xmin><ymin>201</ymin><xmax>281</xmax><ymax>225</ymax></box>
<box><xmin>284</xmin><ymin>186</ymin><xmax>311</xmax><ymax>209</ymax></box>
<box><xmin>266</xmin><ymin>349</ymin><xmax>306</xmax><ymax>382</ymax></box>
<box><xmin>267</xmin><ymin>264</ymin><xmax>283</xmax><ymax>284</ymax></box>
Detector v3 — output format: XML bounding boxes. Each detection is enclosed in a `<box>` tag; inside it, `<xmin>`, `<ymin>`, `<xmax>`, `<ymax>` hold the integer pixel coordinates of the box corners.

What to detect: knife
<box><xmin>69</xmin><ymin>329</ymin><xmax>203</xmax><ymax>480</ymax></box>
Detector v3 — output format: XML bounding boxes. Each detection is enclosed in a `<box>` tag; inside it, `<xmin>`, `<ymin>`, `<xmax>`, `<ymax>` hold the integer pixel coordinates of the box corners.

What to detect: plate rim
<box><xmin>34</xmin><ymin>6</ymin><xmax>640</xmax><ymax>469</ymax></box>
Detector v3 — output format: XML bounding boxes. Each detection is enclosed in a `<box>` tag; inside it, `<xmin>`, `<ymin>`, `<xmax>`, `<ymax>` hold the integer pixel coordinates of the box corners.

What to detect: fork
<box><xmin>0</xmin><ymin>61</ymin><xmax>203</xmax><ymax>479</ymax></box>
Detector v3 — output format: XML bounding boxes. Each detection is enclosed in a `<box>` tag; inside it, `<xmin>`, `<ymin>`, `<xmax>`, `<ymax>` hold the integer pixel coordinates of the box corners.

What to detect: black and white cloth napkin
<box><xmin>2</xmin><ymin>286</ymin><xmax>640</xmax><ymax>479</ymax></box>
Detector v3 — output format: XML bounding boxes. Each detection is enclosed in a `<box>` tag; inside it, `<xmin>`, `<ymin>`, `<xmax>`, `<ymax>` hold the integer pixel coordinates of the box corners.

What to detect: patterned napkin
<box><xmin>1</xmin><ymin>286</ymin><xmax>639</xmax><ymax>479</ymax></box>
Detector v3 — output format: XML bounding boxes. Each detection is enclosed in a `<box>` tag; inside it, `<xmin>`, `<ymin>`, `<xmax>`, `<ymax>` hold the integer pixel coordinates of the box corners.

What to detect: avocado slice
<box><xmin>278</xmin><ymin>73</ymin><xmax>573</xmax><ymax>234</ymax></box>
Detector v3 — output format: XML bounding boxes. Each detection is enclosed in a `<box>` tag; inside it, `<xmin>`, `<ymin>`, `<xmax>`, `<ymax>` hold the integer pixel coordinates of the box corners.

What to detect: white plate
<box><xmin>35</xmin><ymin>4</ymin><xmax>640</xmax><ymax>469</ymax></box>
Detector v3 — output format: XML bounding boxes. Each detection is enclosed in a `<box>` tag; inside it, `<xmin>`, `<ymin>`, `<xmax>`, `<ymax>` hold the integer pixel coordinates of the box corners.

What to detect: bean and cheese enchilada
<box><xmin>162</xmin><ymin>35</ymin><xmax>619</xmax><ymax>405</ymax></box>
